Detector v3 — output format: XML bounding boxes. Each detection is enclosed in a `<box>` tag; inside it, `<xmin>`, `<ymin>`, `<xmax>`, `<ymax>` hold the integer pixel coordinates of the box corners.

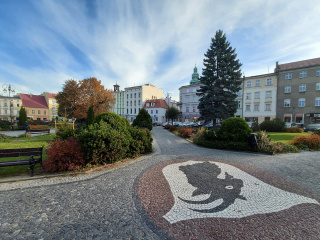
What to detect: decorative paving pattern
<box><xmin>137</xmin><ymin>159</ymin><xmax>320</xmax><ymax>239</ymax></box>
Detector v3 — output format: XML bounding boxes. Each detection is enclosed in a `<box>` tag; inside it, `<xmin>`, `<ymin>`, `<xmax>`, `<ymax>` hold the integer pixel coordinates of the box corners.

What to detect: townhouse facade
<box><xmin>19</xmin><ymin>93</ymin><xmax>49</xmax><ymax>120</ymax></box>
<box><xmin>0</xmin><ymin>95</ymin><xmax>22</xmax><ymax>122</ymax></box>
<box><xmin>41</xmin><ymin>92</ymin><xmax>58</xmax><ymax>121</ymax></box>
<box><xmin>243</xmin><ymin>73</ymin><xmax>277</xmax><ymax>123</ymax></box>
<box><xmin>111</xmin><ymin>83</ymin><xmax>126</xmax><ymax>116</ymax></box>
<box><xmin>179</xmin><ymin>66</ymin><xmax>202</xmax><ymax>122</ymax></box>
<box><xmin>124</xmin><ymin>84</ymin><xmax>163</xmax><ymax>122</ymax></box>
<box><xmin>143</xmin><ymin>99</ymin><xmax>169</xmax><ymax>123</ymax></box>
<box><xmin>275</xmin><ymin>58</ymin><xmax>320</xmax><ymax>126</ymax></box>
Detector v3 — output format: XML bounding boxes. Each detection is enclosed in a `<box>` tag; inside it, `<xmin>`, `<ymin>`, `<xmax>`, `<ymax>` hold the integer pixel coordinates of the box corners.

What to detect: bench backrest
<box><xmin>0</xmin><ymin>146</ymin><xmax>44</xmax><ymax>159</ymax></box>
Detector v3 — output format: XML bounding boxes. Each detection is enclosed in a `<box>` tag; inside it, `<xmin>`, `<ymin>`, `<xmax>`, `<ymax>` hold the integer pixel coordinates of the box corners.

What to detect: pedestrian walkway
<box><xmin>0</xmin><ymin>126</ymin><xmax>319</xmax><ymax>239</ymax></box>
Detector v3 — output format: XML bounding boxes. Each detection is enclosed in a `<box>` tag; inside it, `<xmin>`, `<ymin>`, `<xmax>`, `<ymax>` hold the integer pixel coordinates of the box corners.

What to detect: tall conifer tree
<box><xmin>197</xmin><ymin>30</ymin><xmax>242</xmax><ymax>122</ymax></box>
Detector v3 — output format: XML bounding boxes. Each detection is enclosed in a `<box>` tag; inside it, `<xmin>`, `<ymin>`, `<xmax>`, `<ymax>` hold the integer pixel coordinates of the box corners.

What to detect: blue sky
<box><xmin>1</xmin><ymin>0</ymin><xmax>319</xmax><ymax>101</ymax></box>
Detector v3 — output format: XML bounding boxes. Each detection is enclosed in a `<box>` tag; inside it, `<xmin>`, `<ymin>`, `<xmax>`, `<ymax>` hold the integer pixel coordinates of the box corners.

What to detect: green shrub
<box><xmin>86</xmin><ymin>105</ymin><xmax>94</xmax><ymax>126</ymax></box>
<box><xmin>251</xmin><ymin>122</ymin><xmax>260</xmax><ymax>132</ymax></box>
<box><xmin>77</xmin><ymin>121</ymin><xmax>130</xmax><ymax>165</ymax></box>
<box><xmin>216</xmin><ymin>117</ymin><xmax>252</xmax><ymax>142</ymax></box>
<box><xmin>56</xmin><ymin>123</ymin><xmax>74</xmax><ymax>140</ymax></box>
<box><xmin>94</xmin><ymin>112</ymin><xmax>130</xmax><ymax>130</ymax></box>
<box><xmin>132</xmin><ymin>109</ymin><xmax>153</xmax><ymax>131</ymax></box>
<box><xmin>259</xmin><ymin>118</ymin><xmax>285</xmax><ymax>132</ymax></box>
<box><xmin>312</xmin><ymin>130</ymin><xmax>320</xmax><ymax>136</ymax></box>
<box><xmin>42</xmin><ymin>137</ymin><xmax>85</xmax><ymax>172</ymax></box>
<box><xmin>286</xmin><ymin>127</ymin><xmax>304</xmax><ymax>133</ymax></box>
<box><xmin>0</xmin><ymin>119</ymin><xmax>11</xmax><ymax>130</ymax></box>
<box><xmin>129</xmin><ymin>127</ymin><xmax>153</xmax><ymax>155</ymax></box>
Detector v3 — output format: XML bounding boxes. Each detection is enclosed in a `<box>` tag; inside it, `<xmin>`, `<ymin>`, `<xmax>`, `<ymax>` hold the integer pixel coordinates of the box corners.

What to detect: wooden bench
<box><xmin>0</xmin><ymin>146</ymin><xmax>44</xmax><ymax>177</ymax></box>
<box><xmin>28</xmin><ymin>129</ymin><xmax>50</xmax><ymax>134</ymax></box>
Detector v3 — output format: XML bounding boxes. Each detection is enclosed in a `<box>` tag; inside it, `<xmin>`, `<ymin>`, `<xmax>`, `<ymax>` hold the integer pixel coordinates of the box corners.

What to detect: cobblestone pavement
<box><xmin>0</xmin><ymin>127</ymin><xmax>319</xmax><ymax>239</ymax></box>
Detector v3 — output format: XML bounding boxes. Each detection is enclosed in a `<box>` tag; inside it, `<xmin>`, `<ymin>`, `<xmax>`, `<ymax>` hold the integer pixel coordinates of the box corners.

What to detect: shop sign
<box><xmin>295</xmin><ymin>114</ymin><xmax>303</xmax><ymax>117</ymax></box>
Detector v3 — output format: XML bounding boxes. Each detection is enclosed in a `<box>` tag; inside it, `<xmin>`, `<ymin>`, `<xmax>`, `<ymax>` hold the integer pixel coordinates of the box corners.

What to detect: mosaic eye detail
<box><xmin>225</xmin><ymin>186</ymin><xmax>233</xmax><ymax>190</ymax></box>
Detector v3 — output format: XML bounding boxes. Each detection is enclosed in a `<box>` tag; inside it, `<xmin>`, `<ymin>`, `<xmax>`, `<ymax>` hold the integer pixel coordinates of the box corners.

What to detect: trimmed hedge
<box><xmin>259</xmin><ymin>118</ymin><xmax>285</xmax><ymax>132</ymax></box>
<box><xmin>216</xmin><ymin>117</ymin><xmax>252</xmax><ymax>142</ymax></box>
<box><xmin>195</xmin><ymin>139</ymin><xmax>251</xmax><ymax>151</ymax></box>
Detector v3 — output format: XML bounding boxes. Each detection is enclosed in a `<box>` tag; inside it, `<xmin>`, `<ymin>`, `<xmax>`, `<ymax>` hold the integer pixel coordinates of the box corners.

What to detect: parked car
<box><xmin>173</xmin><ymin>122</ymin><xmax>182</xmax><ymax>126</ymax></box>
<box><xmin>162</xmin><ymin>121</ymin><xmax>173</xmax><ymax>127</ymax></box>
<box><xmin>304</xmin><ymin>123</ymin><xmax>320</xmax><ymax>132</ymax></box>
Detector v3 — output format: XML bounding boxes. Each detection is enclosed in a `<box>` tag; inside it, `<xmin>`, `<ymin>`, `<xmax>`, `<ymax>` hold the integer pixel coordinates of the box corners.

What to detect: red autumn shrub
<box><xmin>291</xmin><ymin>134</ymin><xmax>320</xmax><ymax>149</ymax></box>
<box><xmin>29</xmin><ymin>125</ymin><xmax>48</xmax><ymax>130</ymax></box>
<box><xmin>43</xmin><ymin>137</ymin><xmax>85</xmax><ymax>172</ymax></box>
<box><xmin>178</xmin><ymin>127</ymin><xmax>193</xmax><ymax>138</ymax></box>
<box><xmin>168</xmin><ymin>125</ymin><xmax>177</xmax><ymax>132</ymax></box>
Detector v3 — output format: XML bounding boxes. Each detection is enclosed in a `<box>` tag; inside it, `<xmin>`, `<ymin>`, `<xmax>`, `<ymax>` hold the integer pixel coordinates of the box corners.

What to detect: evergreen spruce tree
<box><xmin>197</xmin><ymin>30</ymin><xmax>242</xmax><ymax>122</ymax></box>
<box><xmin>132</xmin><ymin>108</ymin><xmax>152</xmax><ymax>131</ymax></box>
<box><xmin>86</xmin><ymin>105</ymin><xmax>94</xmax><ymax>125</ymax></box>
<box><xmin>18</xmin><ymin>107</ymin><xmax>27</xmax><ymax>126</ymax></box>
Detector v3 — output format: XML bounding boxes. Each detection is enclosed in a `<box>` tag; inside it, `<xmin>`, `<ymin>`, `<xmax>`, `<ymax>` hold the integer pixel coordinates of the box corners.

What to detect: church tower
<box><xmin>190</xmin><ymin>65</ymin><xmax>199</xmax><ymax>85</ymax></box>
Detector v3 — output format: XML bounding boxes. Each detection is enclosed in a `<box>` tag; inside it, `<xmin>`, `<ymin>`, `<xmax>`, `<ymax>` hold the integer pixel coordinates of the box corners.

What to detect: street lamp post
<box><xmin>2</xmin><ymin>84</ymin><xmax>15</xmax><ymax>130</ymax></box>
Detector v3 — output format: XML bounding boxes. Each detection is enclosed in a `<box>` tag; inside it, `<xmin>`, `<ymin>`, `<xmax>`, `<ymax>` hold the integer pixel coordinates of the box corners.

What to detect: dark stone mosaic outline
<box><xmin>134</xmin><ymin>158</ymin><xmax>320</xmax><ymax>240</ymax></box>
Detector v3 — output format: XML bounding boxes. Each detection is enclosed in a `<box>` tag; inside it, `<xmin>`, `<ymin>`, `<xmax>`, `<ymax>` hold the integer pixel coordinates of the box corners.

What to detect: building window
<box><xmin>186</xmin><ymin>89</ymin><xmax>189</xmax><ymax>93</ymax></box>
<box><xmin>316</xmin><ymin>83</ymin><xmax>320</xmax><ymax>90</ymax></box>
<box><xmin>315</xmin><ymin>97</ymin><xmax>320</xmax><ymax>106</ymax></box>
<box><xmin>192</xmin><ymin>88</ymin><xmax>196</xmax><ymax>92</ymax></box>
<box><xmin>151</xmin><ymin>110</ymin><xmax>153</xmax><ymax>114</ymax></box>
<box><xmin>254</xmin><ymin>92</ymin><xmax>260</xmax><ymax>99</ymax></box>
<box><xmin>44</xmin><ymin>110</ymin><xmax>46</xmax><ymax>114</ymax></box>
<box><xmin>238</xmin><ymin>101</ymin><xmax>242</xmax><ymax>109</ymax></box>
<box><xmin>317</xmin><ymin>69</ymin><xmax>320</xmax><ymax>76</ymax></box>
<box><xmin>127</xmin><ymin>94</ymin><xmax>128</xmax><ymax>99</ymax></box>
<box><xmin>246</xmin><ymin>93</ymin><xmax>251</xmax><ymax>100</ymax></box>
<box><xmin>134</xmin><ymin>100</ymin><xmax>136</xmax><ymax>106</ymax></box>
<box><xmin>245</xmin><ymin>105</ymin><xmax>250</xmax><ymax>111</ymax></box>
<box><xmin>193</xmin><ymin>107</ymin><xmax>196</xmax><ymax>112</ymax></box>
<box><xmin>192</xmin><ymin>96</ymin><xmax>196</xmax><ymax>102</ymax></box>
<box><xmin>237</xmin><ymin>90</ymin><xmax>242</xmax><ymax>96</ymax></box>
<box><xmin>299</xmin><ymin>71</ymin><xmax>307</xmax><ymax>78</ymax></box>
<box><xmin>186</xmin><ymin>107</ymin><xmax>189</xmax><ymax>112</ymax></box>
<box><xmin>254</xmin><ymin>104</ymin><xmax>259</xmax><ymax>111</ymax></box>
<box><xmin>134</xmin><ymin>93</ymin><xmax>136</xmax><ymax>98</ymax></box>
<box><xmin>130</xmin><ymin>109</ymin><xmax>132</xmax><ymax>114</ymax></box>
<box><xmin>266</xmin><ymin>78</ymin><xmax>272</xmax><ymax>85</ymax></box>
<box><xmin>17</xmin><ymin>103</ymin><xmax>20</xmax><ymax>107</ymax></box>
<box><xmin>266</xmin><ymin>104</ymin><xmax>271</xmax><ymax>111</ymax></box>
<box><xmin>298</xmin><ymin>98</ymin><xmax>305</xmax><ymax>107</ymax></box>
<box><xmin>186</xmin><ymin>96</ymin><xmax>189</xmax><ymax>103</ymax></box>
<box><xmin>285</xmin><ymin>73</ymin><xmax>292</xmax><ymax>80</ymax></box>
<box><xmin>284</xmin><ymin>99</ymin><xmax>290</xmax><ymax>107</ymax></box>
<box><xmin>156</xmin><ymin>110</ymin><xmax>158</xmax><ymax>114</ymax></box>
<box><xmin>127</xmin><ymin>101</ymin><xmax>128</xmax><ymax>106</ymax></box>
<box><xmin>32</xmin><ymin>110</ymin><xmax>35</xmax><ymax>114</ymax></box>
<box><xmin>266</xmin><ymin>91</ymin><xmax>272</xmax><ymax>98</ymax></box>
<box><xmin>255</xmin><ymin>80</ymin><xmax>260</xmax><ymax>87</ymax></box>
<box><xmin>246</xmin><ymin>81</ymin><xmax>252</xmax><ymax>88</ymax></box>
<box><xmin>130</xmin><ymin>101</ymin><xmax>132</xmax><ymax>106</ymax></box>
<box><xmin>284</xmin><ymin>85</ymin><xmax>291</xmax><ymax>93</ymax></box>
<box><xmin>299</xmin><ymin>84</ymin><xmax>306</xmax><ymax>92</ymax></box>
<box><xmin>134</xmin><ymin>109</ymin><xmax>136</xmax><ymax>114</ymax></box>
<box><xmin>138</xmin><ymin>100</ymin><xmax>140</xmax><ymax>105</ymax></box>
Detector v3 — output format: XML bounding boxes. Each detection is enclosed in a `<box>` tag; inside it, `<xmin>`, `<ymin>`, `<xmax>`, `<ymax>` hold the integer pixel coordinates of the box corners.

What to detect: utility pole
<box><xmin>2</xmin><ymin>84</ymin><xmax>15</xmax><ymax>130</ymax></box>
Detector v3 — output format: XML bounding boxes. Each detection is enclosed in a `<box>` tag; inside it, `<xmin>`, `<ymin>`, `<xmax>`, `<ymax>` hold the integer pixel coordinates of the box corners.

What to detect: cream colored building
<box><xmin>0</xmin><ymin>95</ymin><xmax>22</xmax><ymax>122</ymax></box>
<box><xmin>124</xmin><ymin>84</ymin><xmax>164</xmax><ymax>122</ymax></box>
<box><xmin>42</xmin><ymin>92</ymin><xmax>58</xmax><ymax>121</ymax></box>
<box><xmin>243</xmin><ymin>73</ymin><xmax>277</xmax><ymax>124</ymax></box>
<box><xmin>111</xmin><ymin>84</ymin><xmax>126</xmax><ymax>116</ymax></box>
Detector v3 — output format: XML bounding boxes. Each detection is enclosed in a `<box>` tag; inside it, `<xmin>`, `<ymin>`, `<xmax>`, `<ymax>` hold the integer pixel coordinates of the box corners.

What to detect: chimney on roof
<box><xmin>30</xmin><ymin>93</ymin><xmax>32</xmax><ymax>98</ymax></box>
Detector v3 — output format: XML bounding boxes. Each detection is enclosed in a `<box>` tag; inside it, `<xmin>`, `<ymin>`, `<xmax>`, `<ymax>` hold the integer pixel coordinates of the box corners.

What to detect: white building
<box><xmin>143</xmin><ymin>99</ymin><xmax>169</xmax><ymax>123</ymax></box>
<box><xmin>243</xmin><ymin>73</ymin><xmax>277</xmax><ymax>123</ymax></box>
<box><xmin>111</xmin><ymin>83</ymin><xmax>126</xmax><ymax>116</ymax></box>
<box><xmin>125</xmin><ymin>84</ymin><xmax>163</xmax><ymax>122</ymax></box>
<box><xmin>0</xmin><ymin>95</ymin><xmax>22</xmax><ymax>122</ymax></box>
<box><xmin>179</xmin><ymin>65</ymin><xmax>202</xmax><ymax>122</ymax></box>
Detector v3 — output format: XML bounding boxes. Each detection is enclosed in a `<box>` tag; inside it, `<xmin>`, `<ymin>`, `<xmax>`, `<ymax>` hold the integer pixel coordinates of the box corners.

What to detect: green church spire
<box><xmin>190</xmin><ymin>64</ymin><xmax>199</xmax><ymax>85</ymax></box>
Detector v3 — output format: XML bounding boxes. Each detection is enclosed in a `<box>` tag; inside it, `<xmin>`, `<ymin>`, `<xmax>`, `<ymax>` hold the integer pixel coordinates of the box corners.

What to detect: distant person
<box><xmin>25</xmin><ymin>121</ymin><xmax>29</xmax><ymax>132</ymax></box>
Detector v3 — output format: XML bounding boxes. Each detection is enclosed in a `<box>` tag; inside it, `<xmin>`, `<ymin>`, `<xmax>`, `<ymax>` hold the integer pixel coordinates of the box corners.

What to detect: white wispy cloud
<box><xmin>0</xmin><ymin>0</ymin><xmax>319</xmax><ymax>101</ymax></box>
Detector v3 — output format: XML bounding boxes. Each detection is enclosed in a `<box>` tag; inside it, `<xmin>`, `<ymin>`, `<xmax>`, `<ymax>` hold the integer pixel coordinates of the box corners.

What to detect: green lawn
<box><xmin>0</xmin><ymin>134</ymin><xmax>55</xmax><ymax>178</ymax></box>
<box><xmin>268</xmin><ymin>132</ymin><xmax>312</xmax><ymax>143</ymax></box>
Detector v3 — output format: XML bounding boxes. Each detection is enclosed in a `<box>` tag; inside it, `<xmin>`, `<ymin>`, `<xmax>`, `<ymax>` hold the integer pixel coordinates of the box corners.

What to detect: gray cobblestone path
<box><xmin>0</xmin><ymin>127</ymin><xmax>319</xmax><ymax>239</ymax></box>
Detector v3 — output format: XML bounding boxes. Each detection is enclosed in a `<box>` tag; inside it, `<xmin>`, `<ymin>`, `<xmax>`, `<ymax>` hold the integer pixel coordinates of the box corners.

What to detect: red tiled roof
<box><xmin>20</xmin><ymin>94</ymin><xmax>48</xmax><ymax>108</ymax></box>
<box><xmin>278</xmin><ymin>57</ymin><xmax>320</xmax><ymax>70</ymax></box>
<box><xmin>47</xmin><ymin>93</ymin><xmax>57</xmax><ymax>98</ymax></box>
<box><xmin>143</xmin><ymin>99</ymin><xmax>169</xmax><ymax>109</ymax></box>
